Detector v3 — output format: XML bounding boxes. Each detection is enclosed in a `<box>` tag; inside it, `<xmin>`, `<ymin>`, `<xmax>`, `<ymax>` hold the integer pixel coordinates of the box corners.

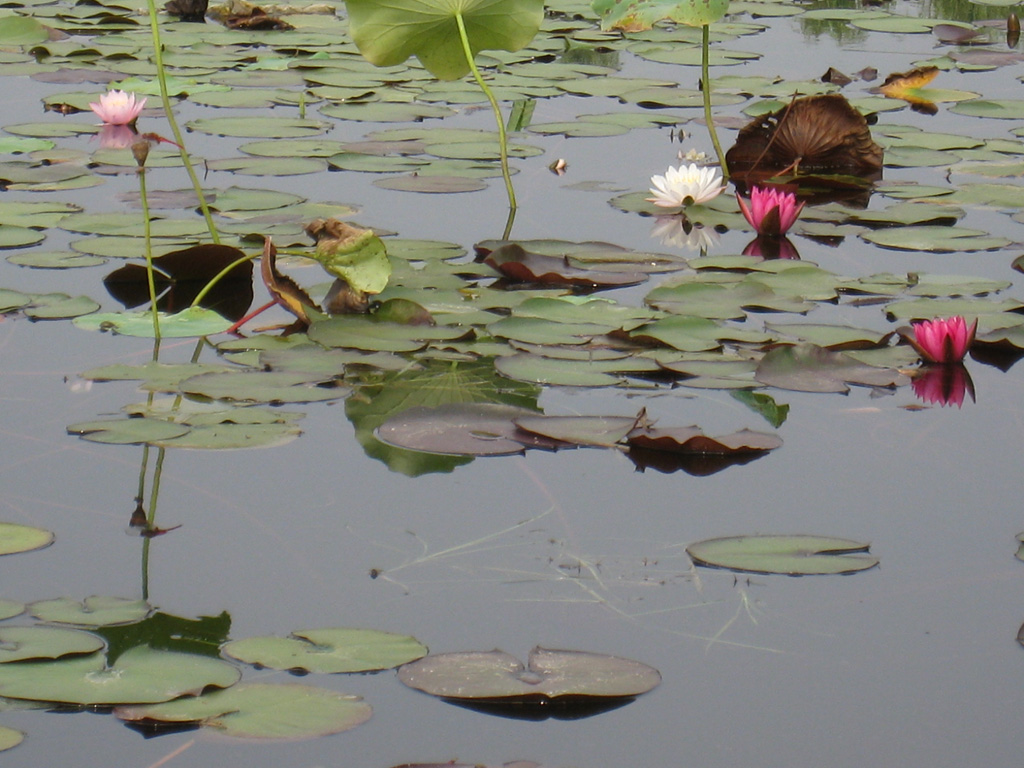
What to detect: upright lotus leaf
<box><xmin>592</xmin><ymin>0</ymin><xmax>730</xmax><ymax>31</ymax></box>
<box><xmin>344</xmin><ymin>0</ymin><xmax>546</xmax><ymax>81</ymax></box>
<box><xmin>304</xmin><ymin>218</ymin><xmax>391</xmax><ymax>295</ymax></box>
<box><xmin>222</xmin><ymin>628</ymin><xmax>427</xmax><ymax>674</ymax></box>
<box><xmin>115</xmin><ymin>683</ymin><xmax>372</xmax><ymax>740</ymax></box>
<box><xmin>398</xmin><ymin>647</ymin><xmax>661</xmax><ymax>702</ymax></box>
<box><xmin>0</xmin><ymin>646</ymin><xmax>241</xmax><ymax>705</ymax></box>
<box><xmin>687</xmin><ymin>535</ymin><xmax>879</xmax><ymax>575</ymax></box>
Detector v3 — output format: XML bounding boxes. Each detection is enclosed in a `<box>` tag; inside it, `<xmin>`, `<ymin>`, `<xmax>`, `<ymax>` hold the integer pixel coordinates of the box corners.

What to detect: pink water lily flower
<box><xmin>909</xmin><ymin>316</ymin><xmax>977</xmax><ymax>364</ymax></box>
<box><xmin>736</xmin><ymin>185</ymin><xmax>804</xmax><ymax>237</ymax></box>
<box><xmin>89</xmin><ymin>90</ymin><xmax>146</xmax><ymax>125</ymax></box>
<box><xmin>648</xmin><ymin>163</ymin><xmax>724</xmax><ymax>208</ymax></box>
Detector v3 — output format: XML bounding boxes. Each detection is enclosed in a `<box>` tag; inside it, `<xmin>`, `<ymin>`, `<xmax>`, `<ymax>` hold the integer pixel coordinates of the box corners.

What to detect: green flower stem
<box><xmin>702</xmin><ymin>24</ymin><xmax>728</xmax><ymax>181</ymax></box>
<box><xmin>189</xmin><ymin>251</ymin><xmax>259</xmax><ymax>309</ymax></box>
<box><xmin>144</xmin><ymin>0</ymin><xmax>220</xmax><ymax>243</ymax></box>
<box><xmin>138</xmin><ymin>166</ymin><xmax>161</xmax><ymax>345</ymax></box>
<box><xmin>454</xmin><ymin>12</ymin><xmax>517</xmax><ymax>211</ymax></box>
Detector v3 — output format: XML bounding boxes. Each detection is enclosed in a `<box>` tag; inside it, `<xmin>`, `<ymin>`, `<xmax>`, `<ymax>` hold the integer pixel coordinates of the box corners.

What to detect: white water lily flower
<box><xmin>647</xmin><ymin>163</ymin><xmax>724</xmax><ymax>208</ymax></box>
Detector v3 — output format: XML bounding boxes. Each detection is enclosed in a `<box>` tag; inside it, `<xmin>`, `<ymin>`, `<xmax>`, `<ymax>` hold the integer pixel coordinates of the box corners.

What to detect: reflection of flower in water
<box><xmin>651</xmin><ymin>215</ymin><xmax>720</xmax><ymax>252</ymax></box>
<box><xmin>647</xmin><ymin>163</ymin><xmax>724</xmax><ymax>208</ymax></box>
<box><xmin>742</xmin><ymin>235</ymin><xmax>800</xmax><ymax>260</ymax></box>
<box><xmin>89</xmin><ymin>89</ymin><xmax>146</xmax><ymax>125</ymax></box>
<box><xmin>98</xmin><ymin>123</ymin><xmax>139</xmax><ymax>149</ymax></box>
<box><xmin>909</xmin><ymin>316</ymin><xmax>976</xmax><ymax>364</ymax></box>
<box><xmin>911</xmin><ymin>364</ymin><xmax>974</xmax><ymax>408</ymax></box>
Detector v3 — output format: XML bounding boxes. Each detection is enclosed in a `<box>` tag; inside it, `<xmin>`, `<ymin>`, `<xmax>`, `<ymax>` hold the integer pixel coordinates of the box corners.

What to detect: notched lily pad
<box><xmin>686</xmin><ymin>534</ymin><xmax>879</xmax><ymax>575</ymax></box>
<box><xmin>116</xmin><ymin>682</ymin><xmax>372</xmax><ymax>740</ymax></box>
<box><xmin>222</xmin><ymin>627</ymin><xmax>427</xmax><ymax>674</ymax></box>
<box><xmin>0</xmin><ymin>627</ymin><xmax>105</xmax><ymax>663</ymax></box>
<box><xmin>755</xmin><ymin>344</ymin><xmax>907</xmax><ymax>393</ymax></box>
<box><xmin>397</xmin><ymin>646</ymin><xmax>660</xmax><ymax>717</ymax></box>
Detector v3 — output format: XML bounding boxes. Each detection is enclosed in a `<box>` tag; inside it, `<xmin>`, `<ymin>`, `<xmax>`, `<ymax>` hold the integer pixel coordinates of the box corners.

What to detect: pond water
<box><xmin>0</xmin><ymin>0</ymin><xmax>1023</xmax><ymax>766</ymax></box>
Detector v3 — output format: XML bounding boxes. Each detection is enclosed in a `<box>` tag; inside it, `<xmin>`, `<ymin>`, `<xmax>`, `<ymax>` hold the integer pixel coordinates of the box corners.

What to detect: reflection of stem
<box><xmin>189</xmin><ymin>251</ymin><xmax>259</xmax><ymax>309</ymax></box>
<box><xmin>138</xmin><ymin>167</ymin><xmax>161</xmax><ymax>346</ymax></box>
<box><xmin>143</xmin><ymin>0</ymin><xmax>220</xmax><ymax>244</ymax></box>
<box><xmin>141</xmin><ymin>446</ymin><xmax>167</xmax><ymax>601</ymax></box>
<box><xmin>702</xmin><ymin>24</ymin><xmax>729</xmax><ymax>181</ymax></box>
<box><xmin>454</xmin><ymin>12</ymin><xmax>517</xmax><ymax>211</ymax></box>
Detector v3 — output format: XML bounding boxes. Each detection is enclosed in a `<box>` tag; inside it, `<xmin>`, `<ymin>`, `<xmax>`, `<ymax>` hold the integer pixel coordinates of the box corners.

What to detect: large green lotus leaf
<box><xmin>29</xmin><ymin>597</ymin><xmax>151</xmax><ymax>627</ymax></box>
<box><xmin>73</xmin><ymin>308</ymin><xmax>233</xmax><ymax>338</ymax></box>
<box><xmin>0</xmin><ymin>627</ymin><xmax>104</xmax><ymax>662</ymax></box>
<box><xmin>116</xmin><ymin>682</ymin><xmax>371</xmax><ymax>740</ymax></box>
<box><xmin>0</xmin><ymin>522</ymin><xmax>54</xmax><ymax>555</ymax></box>
<box><xmin>860</xmin><ymin>226</ymin><xmax>1010</xmax><ymax>252</ymax></box>
<box><xmin>0</xmin><ymin>725</ymin><xmax>22</xmax><ymax>753</ymax></box>
<box><xmin>67</xmin><ymin>418</ymin><xmax>191</xmax><ymax>445</ymax></box>
<box><xmin>0</xmin><ymin>646</ymin><xmax>241</xmax><ymax>705</ymax></box>
<box><xmin>593</xmin><ymin>0</ymin><xmax>730</xmax><ymax>30</ymax></box>
<box><xmin>222</xmin><ymin>628</ymin><xmax>427</xmax><ymax>673</ymax></box>
<box><xmin>397</xmin><ymin>647</ymin><xmax>660</xmax><ymax>700</ymax></box>
<box><xmin>755</xmin><ymin>344</ymin><xmax>907</xmax><ymax>393</ymax></box>
<box><xmin>687</xmin><ymin>535</ymin><xmax>879</xmax><ymax>575</ymax></box>
<box><xmin>344</xmin><ymin>0</ymin><xmax>545</xmax><ymax>80</ymax></box>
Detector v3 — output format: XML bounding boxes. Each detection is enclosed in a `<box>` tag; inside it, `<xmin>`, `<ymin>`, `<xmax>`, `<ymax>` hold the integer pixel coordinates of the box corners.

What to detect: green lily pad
<box><xmin>860</xmin><ymin>226</ymin><xmax>1010</xmax><ymax>252</ymax></box>
<box><xmin>495</xmin><ymin>353</ymin><xmax>660</xmax><ymax>387</ymax></box>
<box><xmin>686</xmin><ymin>535</ymin><xmax>879</xmax><ymax>575</ymax></box>
<box><xmin>173</xmin><ymin>371</ymin><xmax>347</xmax><ymax>405</ymax></box>
<box><xmin>0</xmin><ymin>646</ymin><xmax>241</xmax><ymax>705</ymax></box>
<box><xmin>308</xmin><ymin>316</ymin><xmax>470</xmax><ymax>352</ymax></box>
<box><xmin>115</xmin><ymin>682</ymin><xmax>372</xmax><ymax>740</ymax></box>
<box><xmin>73</xmin><ymin>308</ymin><xmax>233</xmax><ymax>338</ymax></box>
<box><xmin>0</xmin><ymin>16</ymin><xmax>49</xmax><ymax>45</ymax></box>
<box><xmin>7</xmin><ymin>251</ymin><xmax>105</xmax><ymax>269</ymax></box>
<box><xmin>0</xmin><ymin>523</ymin><xmax>54</xmax><ymax>555</ymax></box>
<box><xmin>23</xmin><ymin>294</ymin><xmax>99</xmax><ymax>320</ymax></box>
<box><xmin>188</xmin><ymin>116</ymin><xmax>329</xmax><ymax>138</ymax></box>
<box><xmin>397</xmin><ymin>646</ymin><xmax>661</xmax><ymax>701</ymax></box>
<box><xmin>0</xmin><ymin>600</ymin><xmax>23</xmax><ymax>621</ymax></box>
<box><xmin>222</xmin><ymin>628</ymin><xmax>427</xmax><ymax>673</ymax></box>
<box><xmin>593</xmin><ymin>0</ymin><xmax>731</xmax><ymax>29</ymax></box>
<box><xmin>376</xmin><ymin>403</ymin><xmax>547</xmax><ymax>456</ymax></box>
<box><xmin>951</xmin><ymin>99</ymin><xmax>1024</xmax><ymax>119</ymax></box>
<box><xmin>0</xmin><ymin>726</ymin><xmax>23</xmax><ymax>753</ymax></box>
<box><xmin>29</xmin><ymin>597</ymin><xmax>151</xmax><ymax>627</ymax></box>
<box><xmin>514</xmin><ymin>415</ymin><xmax>640</xmax><ymax>447</ymax></box>
<box><xmin>0</xmin><ymin>627</ymin><xmax>104</xmax><ymax>663</ymax></box>
<box><xmin>755</xmin><ymin>344</ymin><xmax>907</xmax><ymax>393</ymax></box>
<box><xmin>153</xmin><ymin>422</ymin><xmax>303</xmax><ymax>451</ymax></box>
<box><xmin>0</xmin><ymin>226</ymin><xmax>44</xmax><ymax>249</ymax></box>
<box><xmin>67</xmin><ymin>418</ymin><xmax>191</xmax><ymax>445</ymax></box>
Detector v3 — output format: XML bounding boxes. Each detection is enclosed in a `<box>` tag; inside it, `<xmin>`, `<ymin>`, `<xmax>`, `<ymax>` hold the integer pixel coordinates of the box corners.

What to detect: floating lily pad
<box><xmin>0</xmin><ymin>627</ymin><xmax>104</xmax><ymax>663</ymax></box>
<box><xmin>7</xmin><ymin>251</ymin><xmax>105</xmax><ymax>269</ymax></box>
<box><xmin>0</xmin><ymin>646</ymin><xmax>241</xmax><ymax>705</ymax></box>
<box><xmin>188</xmin><ymin>116</ymin><xmax>329</xmax><ymax>138</ymax></box>
<box><xmin>627</xmin><ymin>426</ymin><xmax>782</xmax><ymax>455</ymax></box>
<box><xmin>115</xmin><ymin>682</ymin><xmax>371</xmax><ymax>740</ymax></box>
<box><xmin>514</xmin><ymin>415</ymin><xmax>640</xmax><ymax>447</ymax></box>
<box><xmin>29</xmin><ymin>597</ymin><xmax>151</xmax><ymax>627</ymax></box>
<box><xmin>73</xmin><ymin>308</ymin><xmax>233</xmax><ymax>338</ymax></box>
<box><xmin>0</xmin><ymin>600</ymin><xmax>23</xmax><ymax>621</ymax></box>
<box><xmin>398</xmin><ymin>647</ymin><xmax>660</xmax><ymax>703</ymax></box>
<box><xmin>174</xmin><ymin>371</ymin><xmax>346</xmax><ymax>405</ymax></box>
<box><xmin>0</xmin><ymin>726</ymin><xmax>22</xmax><ymax>753</ymax></box>
<box><xmin>755</xmin><ymin>344</ymin><xmax>907</xmax><ymax>393</ymax></box>
<box><xmin>686</xmin><ymin>535</ymin><xmax>879</xmax><ymax>575</ymax></box>
<box><xmin>222</xmin><ymin>628</ymin><xmax>427</xmax><ymax>673</ymax></box>
<box><xmin>376</xmin><ymin>403</ymin><xmax>554</xmax><ymax>456</ymax></box>
<box><xmin>153</xmin><ymin>422</ymin><xmax>303</xmax><ymax>451</ymax></box>
<box><xmin>860</xmin><ymin>226</ymin><xmax>1010</xmax><ymax>252</ymax></box>
<box><xmin>0</xmin><ymin>523</ymin><xmax>54</xmax><ymax>555</ymax></box>
<box><xmin>67</xmin><ymin>418</ymin><xmax>191</xmax><ymax>445</ymax></box>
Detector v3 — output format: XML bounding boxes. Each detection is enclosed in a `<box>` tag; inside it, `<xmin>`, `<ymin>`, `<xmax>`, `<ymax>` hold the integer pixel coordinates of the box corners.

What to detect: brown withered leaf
<box><xmin>821</xmin><ymin>67</ymin><xmax>851</xmax><ymax>86</ymax></box>
<box><xmin>725</xmin><ymin>94</ymin><xmax>883</xmax><ymax>186</ymax></box>
<box><xmin>260</xmin><ymin>237</ymin><xmax>318</xmax><ymax>329</ymax></box>
<box><xmin>626</xmin><ymin>425</ymin><xmax>782</xmax><ymax>456</ymax></box>
<box><xmin>482</xmin><ymin>243</ymin><xmax>647</xmax><ymax>290</ymax></box>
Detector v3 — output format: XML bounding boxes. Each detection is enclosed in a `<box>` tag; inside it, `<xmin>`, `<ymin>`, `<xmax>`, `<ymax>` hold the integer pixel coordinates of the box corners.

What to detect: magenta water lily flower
<box><xmin>736</xmin><ymin>185</ymin><xmax>804</xmax><ymax>237</ymax></box>
<box><xmin>648</xmin><ymin>163</ymin><xmax>724</xmax><ymax>208</ymax></box>
<box><xmin>89</xmin><ymin>90</ymin><xmax>146</xmax><ymax>125</ymax></box>
<box><xmin>909</xmin><ymin>316</ymin><xmax>976</xmax><ymax>364</ymax></box>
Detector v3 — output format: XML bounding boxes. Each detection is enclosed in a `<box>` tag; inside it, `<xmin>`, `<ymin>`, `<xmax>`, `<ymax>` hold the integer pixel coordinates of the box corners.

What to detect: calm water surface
<box><xmin>0</xmin><ymin>3</ymin><xmax>1023</xmax><ymax>767</ymax></box>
